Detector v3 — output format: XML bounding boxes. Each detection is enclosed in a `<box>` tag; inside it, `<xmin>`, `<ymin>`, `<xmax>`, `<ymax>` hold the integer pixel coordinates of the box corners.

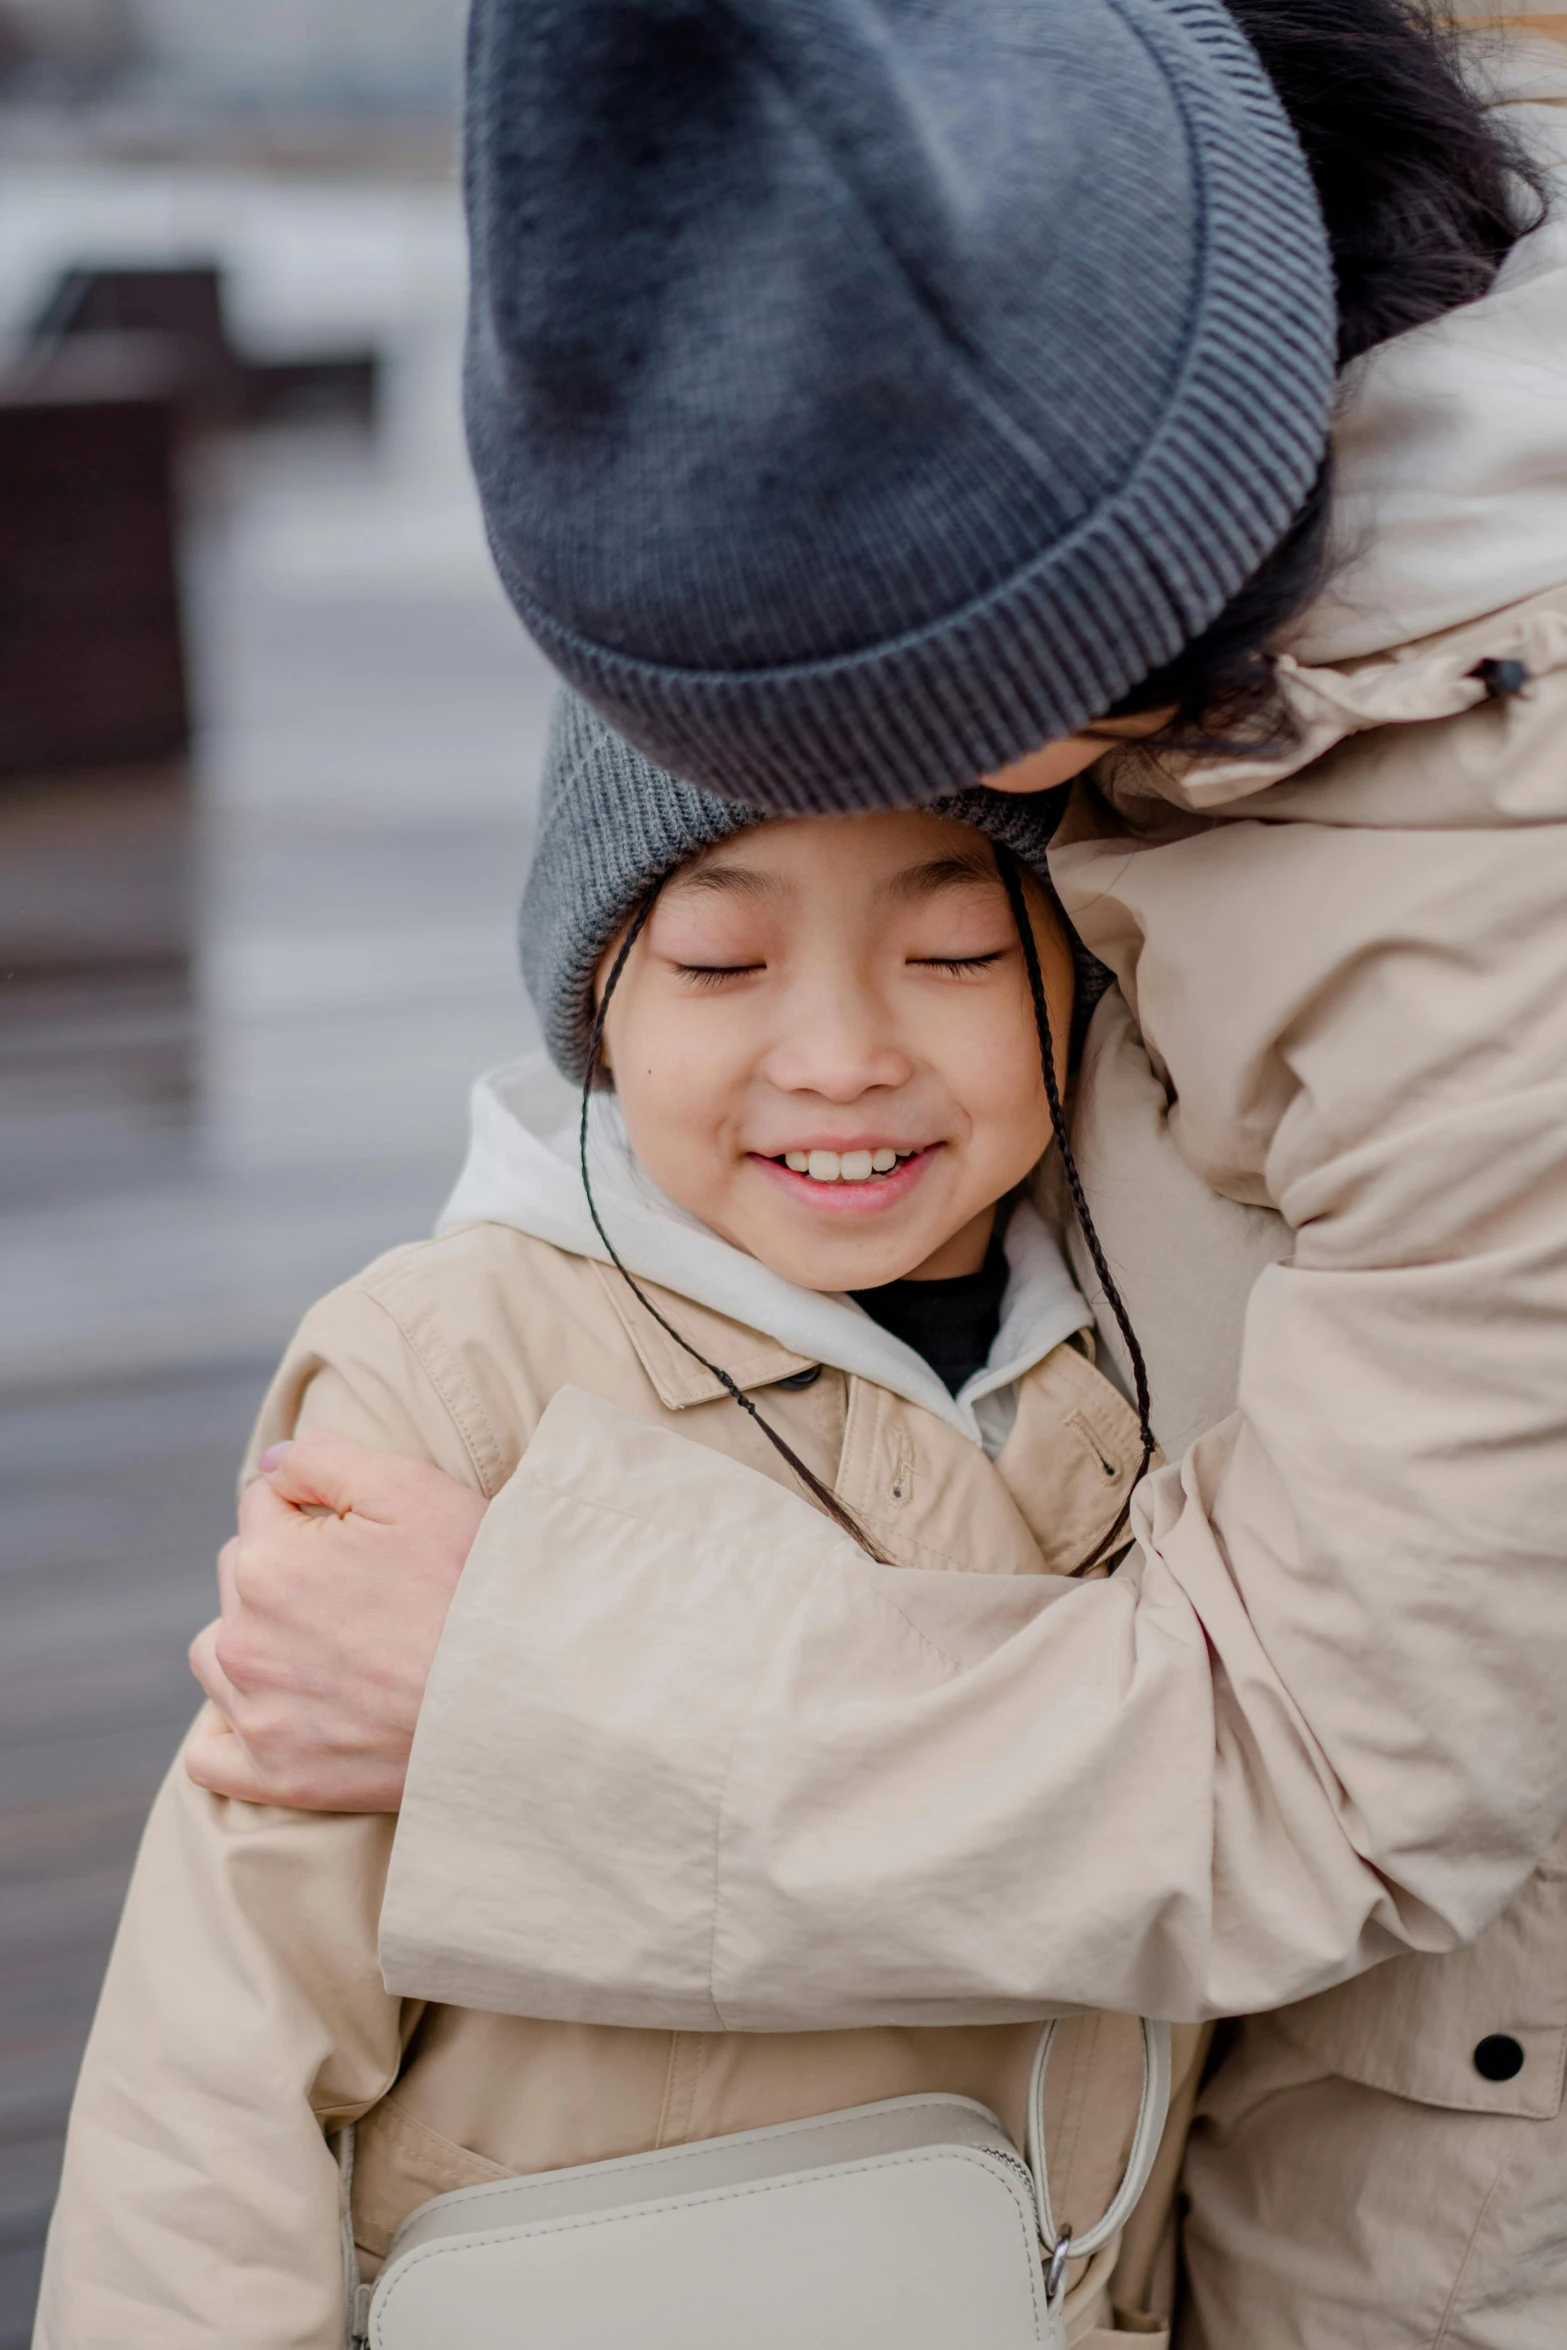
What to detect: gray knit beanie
<box><xmin>524</xmin><ymin>691</ymin><xmax>1096</xmax><ymax>1080</ymax></box>
<box><xmin>466</xmin><ymin>0</ymin><xmax>1336</xmax><ymax>816</ymax></box>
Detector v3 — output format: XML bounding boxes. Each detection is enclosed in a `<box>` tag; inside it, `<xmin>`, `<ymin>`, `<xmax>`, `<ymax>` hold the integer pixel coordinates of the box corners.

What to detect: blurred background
<box><xmin>0</xmin><ymin>5</ymin><xmax>552</xmax><ymax>2335</ymax></box>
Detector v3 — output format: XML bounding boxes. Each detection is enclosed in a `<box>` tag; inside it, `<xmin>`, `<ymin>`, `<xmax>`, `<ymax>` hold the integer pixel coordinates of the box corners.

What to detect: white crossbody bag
<box><xmin>345</xmin><ymin>2017</ymin><xmax>1170</xmax><ymax>2350</ymax></box>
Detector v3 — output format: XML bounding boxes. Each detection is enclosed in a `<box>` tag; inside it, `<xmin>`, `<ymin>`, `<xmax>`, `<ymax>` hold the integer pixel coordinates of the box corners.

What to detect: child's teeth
<box><xmin>787</xmin><ymin>1146</ymin><xmax>913</xmax><ymax>1182</ymax></box>
<box><xmin>786</xmin><ymin>1147</ymin><xmax>914</xmax><ymax>1183</ymax></box>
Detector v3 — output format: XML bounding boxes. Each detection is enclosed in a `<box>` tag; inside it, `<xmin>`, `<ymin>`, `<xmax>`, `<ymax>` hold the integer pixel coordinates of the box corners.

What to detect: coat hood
<box><xmin>437</xmin><ymin>1051</ymin><xmax>1092</xmax><ymax>1448</ymax></box>
<box><xmin>1296</xmin><ymin>43</ymin><xmax>1567</xmax><ymax>665</ymax></box>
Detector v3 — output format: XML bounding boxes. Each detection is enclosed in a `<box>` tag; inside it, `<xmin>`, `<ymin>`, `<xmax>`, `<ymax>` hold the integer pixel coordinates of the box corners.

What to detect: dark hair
<box><xmin>1112</xmin><ymin>0</ymin><xmax>1545</xmax><ymax>745</ymax></box>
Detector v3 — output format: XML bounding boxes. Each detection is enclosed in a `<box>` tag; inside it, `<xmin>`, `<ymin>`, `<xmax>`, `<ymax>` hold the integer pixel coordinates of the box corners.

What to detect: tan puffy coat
<box><xmin>1067</xmin><ymin>590</ymin><xmax>1567</xmax><ymax>2350</ymax></box>
<box><xmin>38</xmin><ymin>1223</ymin><xmax>1199</xmax><ymax>2350</ymax></box>
<box><xmin>349</xmin><ymin>581</ymin><xmax>1567</xmax><ymax>2350</ymax></box>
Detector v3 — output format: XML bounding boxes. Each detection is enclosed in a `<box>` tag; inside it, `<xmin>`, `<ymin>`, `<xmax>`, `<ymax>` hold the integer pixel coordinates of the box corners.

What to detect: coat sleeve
<box><xmin>37</xmin><ymin>1282</ymin><xmax>485</xmax><ymax>2350</ymax></box>
<box><xmin>36</xmin><ymin>1760</ymin><xmax>403</xmax><ymax>2350</ymax></box>
<box><xmin>379</xmin><ymin>785</ymin><xmax>1567</xmax><ymax>2029</ymax></box>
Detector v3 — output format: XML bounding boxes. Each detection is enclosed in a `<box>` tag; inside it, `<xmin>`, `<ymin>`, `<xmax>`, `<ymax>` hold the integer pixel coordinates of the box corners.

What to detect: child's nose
<box><xmin>763</xmin><ymin>984</ymin><xmax>912</xmax><ymax>1101</ymax></box>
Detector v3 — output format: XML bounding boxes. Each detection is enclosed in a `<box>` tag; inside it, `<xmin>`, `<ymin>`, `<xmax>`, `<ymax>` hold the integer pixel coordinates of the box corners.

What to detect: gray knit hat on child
<box><xmin>524</xmin><ymin>690</ymin><xmax>1092</xmax><ymax>1081</ymax></box>
<box><xmin>466</xmin><ymin>0</ymin><xmax>1336</xmax><ymax>815</ymax></box>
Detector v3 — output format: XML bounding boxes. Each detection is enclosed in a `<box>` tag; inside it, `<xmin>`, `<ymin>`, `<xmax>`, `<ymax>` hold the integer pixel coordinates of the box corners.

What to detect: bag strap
<box><xmin>336</xmin><ymin>2124</ymin><xmax>374</xmax><ymax>2350</ymax></box>
<box><xmin>1025</xmin><ymin>2018</ymin><xmax>1172</xmax><ymax>2308</ymax></box>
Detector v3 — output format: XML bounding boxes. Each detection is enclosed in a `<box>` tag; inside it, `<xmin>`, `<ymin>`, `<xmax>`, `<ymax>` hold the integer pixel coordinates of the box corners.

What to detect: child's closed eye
<box><xmin>908</xmin><ymin>950</ymin><xmax>1007</xmax><ymax>975</ymax></box>
<box><xmin>672</xmin><ymin>960</ymin><xmax>767</xmax><ymax>989</ymax></box>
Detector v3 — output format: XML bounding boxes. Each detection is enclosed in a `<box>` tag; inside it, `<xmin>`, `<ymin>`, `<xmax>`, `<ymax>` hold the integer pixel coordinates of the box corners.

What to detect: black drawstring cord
<box><xmin>579</xmin><ymin>894</ymin><xmax>880</xmax><ymax>1560</ymax></box>
<box><xmin>993</xmin><ymin>844</ymin><xmax>1156</xmax><ymax>1570</ymax></box>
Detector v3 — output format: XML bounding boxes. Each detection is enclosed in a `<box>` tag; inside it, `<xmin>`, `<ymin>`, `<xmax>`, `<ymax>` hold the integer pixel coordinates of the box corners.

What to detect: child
<box><xmin>38</xmin><ymin>694</ymin><xmax>1196</xmax><ymax>2348</ymax></box>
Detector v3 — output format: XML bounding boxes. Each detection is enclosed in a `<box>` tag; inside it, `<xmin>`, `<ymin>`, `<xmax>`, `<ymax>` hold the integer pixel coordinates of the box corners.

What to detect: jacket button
<box><xmin>1473</xmin><ymin>2034</ymin><xmax>1525</xmax><ymax>2082</ymax></box>
<box><xmin>774</xmin><ymin>1363</ymin><xmax>822</xmax><ymax>1390</ymax></box>
<box><xmin>1470</xmin><ymin>656</ymin><xmax>1530</xmax><ymax>699</ymax></box>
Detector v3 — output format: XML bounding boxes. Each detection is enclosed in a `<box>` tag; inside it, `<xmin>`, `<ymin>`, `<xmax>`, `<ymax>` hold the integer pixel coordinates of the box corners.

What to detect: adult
<box><xmin>191</xmin><ymin>4</ymin><xmax>1567</xmax><ymax>2342</ymax></box>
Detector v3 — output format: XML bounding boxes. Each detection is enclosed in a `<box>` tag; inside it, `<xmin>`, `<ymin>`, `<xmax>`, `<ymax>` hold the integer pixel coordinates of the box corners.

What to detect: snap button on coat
<box><xmin>1473</xmin><ymin>2035</ymin><xmax>1525</xmax><ymax>2083</ymax></box>
<box><xmin>1470</xmin><ymin>656</ymin><xmax>1530</xmax><ymax>699</ymax></box>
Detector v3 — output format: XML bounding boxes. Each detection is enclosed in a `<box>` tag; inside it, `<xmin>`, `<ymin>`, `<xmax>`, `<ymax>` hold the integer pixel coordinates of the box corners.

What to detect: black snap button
<box><xmin>1470</xmin><ymin>657</ymin><xmax>1530</xmax><ymax>700</ymax></box>
<box><xmin>1473</xmin><ymin>2034</ymin><xmax>1525</xmax><ymax>2082</ymax></box>
<box><xmin>774</xmin><ymin>1363</ymin><xmax>822</xmax><ymax>1390</ymax></box>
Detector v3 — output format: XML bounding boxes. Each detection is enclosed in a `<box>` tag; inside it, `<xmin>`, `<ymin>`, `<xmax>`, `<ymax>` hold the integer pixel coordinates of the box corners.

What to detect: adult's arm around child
<box><xmin>376</xmin><ymin>635</ymin><xmax>1567</xmax><ymax>2031</ymax></box>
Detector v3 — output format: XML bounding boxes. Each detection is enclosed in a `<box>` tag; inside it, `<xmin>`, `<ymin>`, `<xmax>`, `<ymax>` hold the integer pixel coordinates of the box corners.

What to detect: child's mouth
<box><xmin>751</xmin><ymin>1145</ymin><xmax>936</xmax><ymax>1209</ymax></box>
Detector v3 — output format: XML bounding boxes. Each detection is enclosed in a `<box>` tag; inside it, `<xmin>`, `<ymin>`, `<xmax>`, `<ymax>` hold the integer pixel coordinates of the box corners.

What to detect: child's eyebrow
<box><xmin>671</xmin><ymin>860</ymin><xmax>788</xmax><ymax>903</ymax></box>
<box><xmin>880</xmin><ymin>852</ymin><xmax>1001</xmax><ymax>906</ymax></box>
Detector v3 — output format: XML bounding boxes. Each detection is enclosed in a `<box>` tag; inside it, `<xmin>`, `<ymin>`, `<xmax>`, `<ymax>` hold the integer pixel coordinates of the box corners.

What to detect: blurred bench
<box><xmin>0</xmin><ymin>336</ymin><xmax>195</xmax><ymax>1201</ymax></box>
<box><xmin>29</xmin><ymin>263</ymin><xmax>379</xmax><ymax>429</ymax></box>
<box><xmin>0</xmin><ymin>338</ymin><xmax>189</xmax><ymax>775</ymax></box>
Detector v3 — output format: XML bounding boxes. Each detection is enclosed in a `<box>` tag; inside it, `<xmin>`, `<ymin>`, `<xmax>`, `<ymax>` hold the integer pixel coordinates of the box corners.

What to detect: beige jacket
<box><xmin>40</xmin><ymin>1217</ymin><xmax>1200</xmax><ymax>2349</ymax></box>
<box><xmin>1067</xmin><ymin>583</ymin><xmax>1567</xmax><ymax>2347</ymax></box>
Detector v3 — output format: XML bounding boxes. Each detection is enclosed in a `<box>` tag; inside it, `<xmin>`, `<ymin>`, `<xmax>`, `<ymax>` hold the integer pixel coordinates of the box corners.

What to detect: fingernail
<box><xmin>259</xmin><ymin>1441</ymin><xmax>295</xmax><ymax>1472</ymax></box>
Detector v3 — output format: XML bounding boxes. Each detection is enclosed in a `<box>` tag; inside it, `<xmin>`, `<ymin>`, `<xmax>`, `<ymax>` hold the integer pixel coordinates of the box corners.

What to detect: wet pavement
<box><xmin>0</xmin><ymin>164</ymin><xmax>552</xmax><ymax>2339</ymax></box>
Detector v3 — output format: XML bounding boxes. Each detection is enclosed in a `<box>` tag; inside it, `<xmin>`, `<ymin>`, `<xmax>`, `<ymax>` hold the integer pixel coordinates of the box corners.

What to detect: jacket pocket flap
<box><xmin>1273</xmin><ymin>1863</ymin><xmax>1567</xmax><ymax>2119</ymax></box>
<box><xmin>353</xmin><ymin>2096</ymin><xmax>514</xmax><ymax>2259</ymax></box>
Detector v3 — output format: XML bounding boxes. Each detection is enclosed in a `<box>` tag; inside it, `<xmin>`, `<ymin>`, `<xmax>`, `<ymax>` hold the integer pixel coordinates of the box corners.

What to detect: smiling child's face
<box><xmin>596</xmin><ymin>810</ymin><xmax>1074</xmax><ymax>1293</ymax></box>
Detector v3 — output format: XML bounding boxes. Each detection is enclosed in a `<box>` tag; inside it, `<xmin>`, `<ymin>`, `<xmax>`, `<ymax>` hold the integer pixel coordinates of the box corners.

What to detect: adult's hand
<box><xmin>186</xmin><ymin>1430</ymin><xmax>486</xmax><ymax>1812</ymax></box>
